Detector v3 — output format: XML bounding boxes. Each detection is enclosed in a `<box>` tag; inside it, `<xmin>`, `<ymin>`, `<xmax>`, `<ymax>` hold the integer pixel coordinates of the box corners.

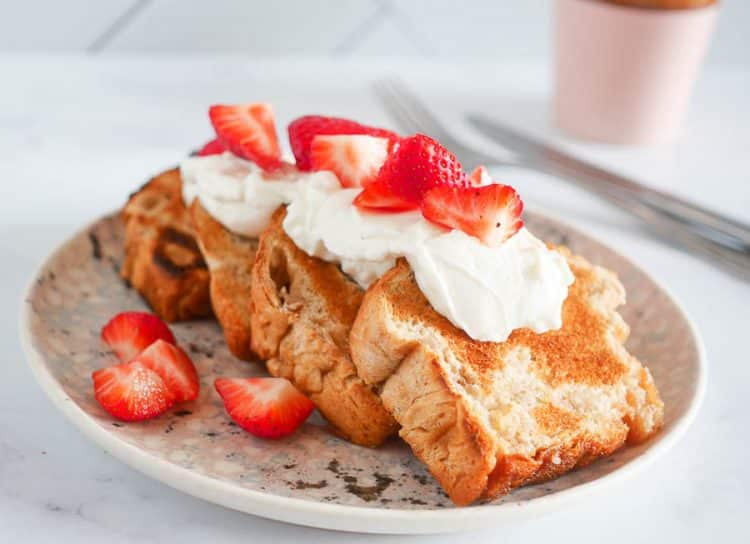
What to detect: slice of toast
<box><xmin>350</xmin><ymin>253</ymin><xmax>664</xmax><ymax>505</ymax></box>
<box><xmin>189</xmin><ymin>199</ymin><xmax>259</xmax><ymax>361</ymax></box>
<box><xmin>249</xmin><ymin>208</ymin><xmax>398</xmax><ymax>447</ymax></box>
<box><xmin>121</xmin><ymin>168</ymin><xmax>212</xmax><ymax>322</ymax></box>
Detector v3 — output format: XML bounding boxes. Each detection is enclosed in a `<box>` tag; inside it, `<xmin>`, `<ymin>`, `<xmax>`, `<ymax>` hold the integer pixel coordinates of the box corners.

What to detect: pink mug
<box><xmin>554</xmin><ymin>0</ymin><xmax>719</xmax><ymax>145</ymax></box>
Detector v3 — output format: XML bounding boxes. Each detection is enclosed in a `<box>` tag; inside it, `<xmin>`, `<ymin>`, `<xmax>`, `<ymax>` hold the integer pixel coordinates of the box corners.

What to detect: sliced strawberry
<box><xmin>353</xmin><ymin>177</ymin><xmax>417</xmax><ymax>212</ymax></box>
<box><xmin>309</xmin><ymin>134</ymin><xmax>390</xmax><ymax>188</ymax></box>
<box><xmin>288</xmin><ymin>115</ymin><xmax>399</xmax><ymax>171</ymax></box>
<box><xmin>101</xmin><ymin>312</ymin><xmax>176</xmax><ymax>362</ymax></box>
<box><xmin>135</xmin><ymin>339</ymin><xmax>199</xmax><ymax>403</ymax></box>
<box><xmin>379</xmin><ymin>133</ymin><xmax>468</xmax><ymax>205</ymax></box>
<box><xmin>92</xmin><ymin>361</ymin><xmax>175</xmax><ymax>422</ymax></box>
<box><xmin>197</xmin><ymin>138</ymin><xmax>226</xmax><ymax>156</ymax></box>
<box><xmin>214</xmin><ymin>377</ymin><xmax>314</xmax><ymax>439</ymax></box>
<box><xmin>468</xmin><ymin>165</ymin><xmax>491</xmax><ymax>186</ymax></box>
<box><xmin>421</xmin><ymin>183</ymin><xmax>524</xmax><ymax>247</ymax></box>
<box><xmin>209</xmin><ymin>103</ymin><xmax>282</xmax><ymax>171</ymax></box>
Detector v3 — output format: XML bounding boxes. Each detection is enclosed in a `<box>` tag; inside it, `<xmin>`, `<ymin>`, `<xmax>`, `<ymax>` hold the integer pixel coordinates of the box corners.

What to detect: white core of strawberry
<box><xmin>242</xmin><ymin>377</ymin><xmax>296</xmax><ymax>403</ymax></box>
<box><xmin>125</xmin><ymin>363</ymin><xmax>167</xmax><ymax>401</ymax></box>
<box><xmin>311</xmin><ymin>134</ymin><xmax>389</xmax><ymax>188</ymax></box>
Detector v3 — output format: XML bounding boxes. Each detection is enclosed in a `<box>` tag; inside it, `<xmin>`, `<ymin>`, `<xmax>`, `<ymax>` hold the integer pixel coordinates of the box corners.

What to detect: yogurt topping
<box><xmin>181</xmin><ymin>152</ymin><xmax>574</xmax><ymax>342</ymax></box>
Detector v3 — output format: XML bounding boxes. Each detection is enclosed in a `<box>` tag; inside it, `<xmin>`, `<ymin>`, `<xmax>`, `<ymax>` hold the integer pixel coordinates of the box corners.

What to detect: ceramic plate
<box><xmin>20</xmin><ymin>211</ymin><xmax>705</xmax><ymax>534</ymax></box>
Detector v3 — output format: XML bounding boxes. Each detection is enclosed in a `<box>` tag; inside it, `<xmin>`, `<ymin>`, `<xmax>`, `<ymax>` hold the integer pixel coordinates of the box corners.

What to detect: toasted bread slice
<box><xmin>189</xmin><ymin>199</ymin><xmax>259</xmax><ymax>361</ymax></box>
<box><xmin>250</xmin><ymin>208</ymin><xmax>398</xmax><ymax>447</ymax></box>
<box><xmin>350</xmin><ymin>253</ymin><xmax>664</xmax><ymax>505</ymax></box>
<box><xmin>121</xmin><ymin>168</ymin><xmax>211</xmax><ymax>322</ymax></box>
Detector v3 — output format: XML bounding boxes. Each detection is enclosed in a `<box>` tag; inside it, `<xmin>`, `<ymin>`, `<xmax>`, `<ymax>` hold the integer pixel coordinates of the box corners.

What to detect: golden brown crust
<box><xmin>189</xmin><ymin>199</ymin><xmax>259</xmax><ymax>361</ymax></box>
<box><xmin>121</xmin><ymin>168</ymin><xmax>211</xmax><ymax>322</ymax></box>
<box><xmin>350</xmin><ymin>254</ymin><xmax>664</xmax><ymax>505</ymax></box>
<box><xmin>249</xmin><ymin>208</ymin><xmax>398</xmax><ymax>447</ymax></box>
<box><xmin>355</xmin><ymin>254</ymin><xmax>629</xmax><ymax>389</ymax></box>
<box><xmin>380</xmin><ymin>347</ymin><xmax>495</xmax><ymax>505</ymax></box>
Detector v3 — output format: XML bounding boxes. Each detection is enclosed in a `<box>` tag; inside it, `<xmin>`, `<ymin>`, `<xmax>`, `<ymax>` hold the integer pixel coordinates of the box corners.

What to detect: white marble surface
<box><xmin>1</xmin><ymin>56</ymin><xmax>749</xmax><ymax>543</ymax></box>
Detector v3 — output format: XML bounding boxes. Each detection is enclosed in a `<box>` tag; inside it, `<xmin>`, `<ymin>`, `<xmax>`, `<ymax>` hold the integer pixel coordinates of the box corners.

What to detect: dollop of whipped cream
<box><xmin>181</xmin><ymin>152</ymin><xmax>338</xmax><ymax>238</ymax></box>
<box><xmin>180</xmin><ymin>152</ymin><xmax>574</xmax><ymax>342</ymax></box>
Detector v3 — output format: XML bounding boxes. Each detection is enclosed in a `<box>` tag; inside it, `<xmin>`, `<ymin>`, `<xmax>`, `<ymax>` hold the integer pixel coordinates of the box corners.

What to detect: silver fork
<box><xmin>373</xmin><ymin>77</ymin><xmax>750</xmax><ymax>281</ymax></box>
<box><xmin>373</xmin><ymin>79</ymin><xmax>501</xmax><ymax>167</ymax></box>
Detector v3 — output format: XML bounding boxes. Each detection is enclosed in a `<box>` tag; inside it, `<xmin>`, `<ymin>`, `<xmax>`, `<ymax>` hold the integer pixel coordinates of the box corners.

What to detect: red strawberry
<box><xmin>379</xmin><ymin>134</ymin><xmax>468</xmax><ymax>205</ymax></box>
<box><xmin>214</xmin><ymin>377</ymin><xmax>314</xmax><ymax>439</ymax></box>
<box><xmin>309</xmin><ymin>134</ymin><xmax>390</xmax><ymax>188</ymax></box>
<box><xmin>421</xmin><ymin>183</ymin><xmax>524</xmax><ymax>247</ymax></box>
<box><xmin>136</xmin><ymin>339</ymin><xmax>199</xmax><ymax>403</ymax></box>
<box><xmin>353</xmin><ymin>177</ymin><xmax>417</xmax><ymax>212</ymax></box>
<box><xmin>468</xmin><ymin>165</ymin><xmax>490</xmax><ymax>186</ymax></box>
<box><xmin>92</xmin><ymin>361</ymin><xmax>175</xmax><ymax>422</ymax></box>
<box><xmin>197</xmin><ymin>138</ymin><xmax>226</xmax><ymax>156</ymax></box>
<box><xmin>101</xmin><ymin>312</ymin><xmax>176</xmax><ymax>362</ymax></box>
<box><xmin>209</xmin><ymin>103</ymin><xmax>282</xmax><ymax>171</ymax></box>
<box><xmin>288</xmin><ymin>115</ymin><xmax>399</xmax><ymax>171</ymax></box>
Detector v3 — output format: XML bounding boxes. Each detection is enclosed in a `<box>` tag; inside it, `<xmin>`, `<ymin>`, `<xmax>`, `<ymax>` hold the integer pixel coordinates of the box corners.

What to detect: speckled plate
<box><xmin>19</xmin><ymin>211</ymin><xmax>705</xmax><ymax>534</ymax></box>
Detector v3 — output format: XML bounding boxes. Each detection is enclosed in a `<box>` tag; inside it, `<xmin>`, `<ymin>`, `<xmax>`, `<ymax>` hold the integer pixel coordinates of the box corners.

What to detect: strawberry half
<box><xmin>353</xmin><ymin>177</ymin><xmax>417</xmax><ymax>212</ymax></box>
<box><xmin>101</xmin><ymin>312</ymin><xmax>176</xmax><ymax>362</ymax></box>
<box><xmin>197</xmin><ymin>138</ymin><xmax>226</xmax><ymax>156</ymax></box>
<box><xmin>379</xmin><ymin>133</ymin><xmax>468</xmax><ymax>206</ymax></box>
<box><xmin>309</xmin><ymin>134</ymin><xmax>390</xmax><ymax>188</ymax></box>
<box><xmin>209</xmin><ymin>103</ymin><xmax>282</xmax><ymax>171</ymax></box>
<box><xmin>288</xmin><ymin>115</ymin><xmax>399</xmax><ymax>171</ymax></box>
<box><xmin>421</xmin><ymin>183</ymin><xmax>524</xmax><ymax>247</ymax></box>
<box><xmin>136</xmin><ymin>339</ymin><xmax>199</xmax><ymax>403</ymax></box>
<box><xmin>214</xmin><ymin>377</ymin><xmax>314</xmax><ymax>439</ymax></box>
<box><xmin>92</xmin><ymin>361</ymin><xmax>175</xmax><ymax>422</ymax></box>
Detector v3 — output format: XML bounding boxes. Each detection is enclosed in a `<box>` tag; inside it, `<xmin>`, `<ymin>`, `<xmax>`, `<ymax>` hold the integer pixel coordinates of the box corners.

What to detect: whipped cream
<box><xmin>180</xmin><ymin>153</ymin><xmax>574</xmax><ymax>342</ymax></box>
<box><xmin>181</xmin><ymin>153</ymin><xmax>339</xmax><ymax>238</ymax></box>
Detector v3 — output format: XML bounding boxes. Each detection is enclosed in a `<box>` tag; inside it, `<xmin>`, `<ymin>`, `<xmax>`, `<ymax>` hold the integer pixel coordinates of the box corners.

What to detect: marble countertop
<box><xmin>1</xmin><ymin>56</ymin><xmax>748</xmax><ymax>543</ymax></box>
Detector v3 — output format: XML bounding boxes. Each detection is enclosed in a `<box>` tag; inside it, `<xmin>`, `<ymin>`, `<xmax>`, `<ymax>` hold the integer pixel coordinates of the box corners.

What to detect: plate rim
<box><xmin>18</xmin><ymin>211</ymin><xmax>708</xmax><ymax>535</ymax></box>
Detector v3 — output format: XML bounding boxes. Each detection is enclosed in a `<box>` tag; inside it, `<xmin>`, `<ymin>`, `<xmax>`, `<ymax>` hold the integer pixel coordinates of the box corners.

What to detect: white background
<box><xmin>2</xmin><ymin>1</ymin><xmax>749</xmax><ymax>543</ymax></box>
<box><xmin>0</xmin><ymin>0</ymin><xmax>747</xmax><ymax>67</ymax></box>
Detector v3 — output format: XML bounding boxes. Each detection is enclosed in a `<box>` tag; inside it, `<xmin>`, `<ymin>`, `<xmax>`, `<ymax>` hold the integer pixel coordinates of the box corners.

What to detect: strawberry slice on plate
<box><xmin>136</xmin><ymin>339</ymin><xmax>199</xmax><ymax>403</ymax></box>
<box><xmin>209</xmin><ymin>103</ymin><xmax>282</xmax><ymax>171</ymax></box>
<box><xmin>421</xmin><ymin>183</ymin><xmax>524</xmax><ymax>247</ymax></box>
<box><xmin>197</xmin><ymin>138</ymin><xmax>226</xmax><ymax>156</ymax></box>
<box><xmin>92</xmin><ymin>361</ymin><xmax>175</xmax><ymax>422</ymax></box>
<box><xmin>288</xmin><ymin>115</ymin><xmax>399</xmax><ymax>171</ymax></box>
<box><xmin>101</xmin><ymin>311</ymin><xmax>176</xmax><ymax>362</ymax></box>
<box><xmin>214</xmin><ymin>377</ymin><xmax>314</xmax><ymax>439</ymax></box>
<box><xmin>379</xmin><ymin>133</ymin><xmax>468</xmax><ymax>206</ymax></box>
<box><xmin>309</xmin><ymin>134</ymin><xmax>390</xmax><ymax>188</ymax></box>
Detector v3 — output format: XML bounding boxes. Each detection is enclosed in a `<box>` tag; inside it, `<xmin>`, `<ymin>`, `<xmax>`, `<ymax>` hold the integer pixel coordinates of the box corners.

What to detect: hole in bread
<box><xmin>140</xmin><ymin>195</ymin><xmax>160</xmax><ymax>211</ymax></box>
<box><xmin>269</xmin><ymin>246</ymin><xmax>291</xmax><ymax>296</ymax></box>
<box><xmin>153</xmin><ymin>228</ymin><xmax>206</xmax><ymax>276</ymax></box>
<box><xmin>162</xmin><ymin>242</ymin><xmax>199</xmax><ymax>268</ymax></box>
